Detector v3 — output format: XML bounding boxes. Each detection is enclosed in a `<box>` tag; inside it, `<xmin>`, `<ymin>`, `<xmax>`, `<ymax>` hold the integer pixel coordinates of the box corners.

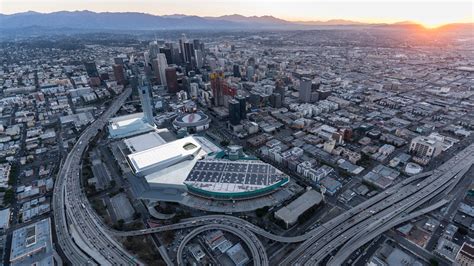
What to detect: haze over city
<box><xmin>0</xmin><ymin>1</ymin><xmax>473</xmax><ymax>266</ymax></box>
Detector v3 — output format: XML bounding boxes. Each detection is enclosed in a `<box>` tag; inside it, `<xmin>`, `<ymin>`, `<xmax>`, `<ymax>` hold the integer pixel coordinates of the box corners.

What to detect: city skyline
<box><xmin>1</xmin><ymin>0</ymin><xmax>473</xmax><ymax>28</ymax></box>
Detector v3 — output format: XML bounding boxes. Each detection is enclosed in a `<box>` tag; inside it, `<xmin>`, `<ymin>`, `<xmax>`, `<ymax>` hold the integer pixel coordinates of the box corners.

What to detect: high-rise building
<box><xmin>84</xmin><ymin>61</ymin><xmax>99</xmax><ymax>78</ymax></box>
<box><xmin>113</xmin><ymin>64</ymin><xmax>125</xmax><ymax>85</ymax></box>
<box><xmin>184</xmin><ymin>42</ymin><xmax>195</xmax><ymax>67</ymax></box>
<box><xmin>179</xmin><ymin>34</ymin><xmax>188</xmax><ymax>63</ymax></box>
<box><xmin>138</xmin><ymin>80</ymin><xmax>154</xmax><ymax>126</ymax></box>
<box><xmin>151</xmin><ymin>59</ymin><xmax>161</xmax><ymax>84</ymax></box>
<box><xmin>159</xmin><ymin>47</ymin><xmax>172</xmax><ymax>64</ymax></box>
<box><xmin>170</xmin><ymin>44</ymin><xmax>182</xmax><ymax>65</ymax></box>
<box><xmin>210</xmin><ymin>71</ymin><xmax>225</xmax><ymax>106</ymax></box>
<box><xmin>275</xmin><ymin>79</ymin><xmax>286</xmax><ymax>103</ymax></box>
<box><xmin>210</xmin><ymin>71</ymin><xmax>237</xmax><ymax>107</ymax></box>
<box><xmin>193</xmin><ymin>39</ymin><xmax>201</xmax><ymax>51</ymax></box>
<box><xmin>165</xmin><ymin>67</ymin><xmax>179</xmax><ymax>93</ymax></box>
<box><xmin>114</xmin><ymin>57</ymin><xmax>124</xmax><ymax>65</ymax></box>
<box><xmin>247</xmin><ymin>57</ymin><xmax>255</xmax><ymax>67</ymax></box>
<box><xmin>149</xmin><ymin>41</ymin><xmax>160</xmax><ymax>59</ymax></box>
<box><xmin>195</xmin><ymin>50</ymin><xmax>204</xmax><ymax>69</ymax></box>
<box><xmin>249</xmin><ymin>92</ymin><xmax>261</xmax><ymax>109</ymax></box>
<box><xmin>233</xmin><ymin>65</ymin><xmax>241</xmax><ymax>78</ymax></box>
<box><xmin>246</xmin><ymin>66</ymin><xmax>255</xmax><ymax>81</ymax></box>
<box><xmin>190</xmin><ymin>83</ymin><xmax>199</xmax><ymax>98</ymax></box>
<box><xmin>235</xmin><ymin>95</ymin><xmax>247</xmax><ymax>119</ymax></box>
<box><xmin>311</xmin><ymin>80</ymin><xmax>321</xmax><ymax>102</ymax></box>
<box><xmin>228</xmin><ymin>99</ymin><xmax>241</xmax><ymax>125</ymax></box>
<box><xmin>143</xmin><ymin>51</ymin><xmax>151</xmax><ymax>67</ymax></box>
<box><xmin>270</xmin><ymin>93</ymin><xmax>282</xmax><ymax>108</ymax></box>
<box><xmin>153</xmin><ymin>54</ymin><xmax>168</xmax><ymax>86</ymax></box>
<box><xmin>299</xmin><ymin>77</ymin><xmax>312</xmax><ymax>103</ymax></box>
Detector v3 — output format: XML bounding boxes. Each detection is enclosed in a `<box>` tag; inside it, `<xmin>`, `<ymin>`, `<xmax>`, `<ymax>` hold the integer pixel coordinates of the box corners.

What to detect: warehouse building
<box><xmin>275</xmin><ymin>189</ymin><xmax>323</xmax><ymax>228</ymax></box>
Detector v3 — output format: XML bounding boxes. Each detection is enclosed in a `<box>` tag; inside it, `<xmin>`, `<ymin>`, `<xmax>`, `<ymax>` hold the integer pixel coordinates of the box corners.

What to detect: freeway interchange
<box><xmin>52</xmin><ymin>86</ymin><xmax>474</xmax><ymax>265</ymax></box>
<box><xmin>113</xmin><ymin>143</ymin><xmax>473</xmax><ymax>266</ymax></box>
<box><xmin>53</xmin><ymin>88</ymin><xmax>136</xmax><ymax>265</ymax></box>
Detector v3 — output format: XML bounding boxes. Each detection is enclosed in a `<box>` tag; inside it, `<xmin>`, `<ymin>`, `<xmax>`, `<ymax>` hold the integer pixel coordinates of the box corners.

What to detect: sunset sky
<box><xmin>1</xmin><ymin>0</ymin><xmax>473</xmax><ymax>28</ymax></box>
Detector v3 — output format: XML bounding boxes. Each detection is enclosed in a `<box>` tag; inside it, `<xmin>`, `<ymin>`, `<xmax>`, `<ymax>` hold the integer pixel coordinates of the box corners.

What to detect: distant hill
<box><xmin>0</xmin><ymin>10</ymin><xmax>471</xmax><ymax>32</ymax></box>
<box><xmin>0</xmin><ymin>10</ymin><xmax>241</xmax><ymax>30</ymax></box>
<box><xmin>208</xmin><ymin>14</ymin><xmax>292</xmax><ymax>26</ymax></box>
<box><xmin>295</xmin><ymin>19</ymin><xmax>365</xmax><ymax>26</ymax></box>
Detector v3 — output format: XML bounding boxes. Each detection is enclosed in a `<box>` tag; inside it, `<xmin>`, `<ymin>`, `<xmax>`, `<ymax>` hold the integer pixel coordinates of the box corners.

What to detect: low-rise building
<box><xmin>456</xmin><ymin>242</ymin><xmax>474</xmax><ymax>266</ymax></box>
<box><xmin>275</xmin><ymin>189</ymin><xmax>323</xmax><ymax>227</ymax></box>
<box><xmin>226</xmin><ymin>243</ymin><xmax>249</xmax><ymax>266</ymax></box>
<box><xmin>10</xmin><ymin>218</ymin><xmax>55</xmax><ymax>265</ymax></box>
<box><xmin>409</xmin><ymin>135</ymin><xmax>443</xmax><ymax>158</ymax></box>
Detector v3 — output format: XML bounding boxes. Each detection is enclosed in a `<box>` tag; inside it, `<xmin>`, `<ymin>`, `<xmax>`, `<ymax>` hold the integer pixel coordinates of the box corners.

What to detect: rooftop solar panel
<box><xmin>185</xmin><ymin>159</ymin><xmax>288</xmax><ymax>194</ymax></box>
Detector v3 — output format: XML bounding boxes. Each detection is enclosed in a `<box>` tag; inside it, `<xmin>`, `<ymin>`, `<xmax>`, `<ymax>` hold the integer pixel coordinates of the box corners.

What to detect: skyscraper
<box><xmin>151</xmin><ymin>59</ymin><xmax>161</xmax><ymax>84</ymax></box>
<box><xmin>235</xmin><ymin>95</ymin><xmax>247</xmax><ymax>119</ymax></box>
<box><xmin>299</xmin><ymin>77</ymin><xmax>312</xmax><ymax>103</ymax></box>
<box><xmin>112</xmin><ymin>64</ymin><xmax>125</xmax><ymax>85</ymax></box>
<box><xmin>275</xmin><ymin>80</ymin><xmax>286</xmax><ymax>105</ymax></box>
<box><xmin>84</xmin><ymin>61</ymin><xmax>99</xmax><ymax>78</ymax></box>
<box><xmin>138</xmin><ymin>80</ymin><xmax>154</xmax><ymax>126</ymax></box>
<box><xmin>246</xmin><ymin>66</ymin><xmax>255</xmax><ymax>81</ymax></box>
<box><xmin>210</xmin><ymin>71</ymin><xmax>225</xmax><ymax>106</ymax></box>
<box><xmin>159</xmin><ymin>47</ymin><xmax>172</xmax><ymax>64</ymax></box>
<box><xmin>165</xmin><ymin>67</ymin><xmax>179</xmax><ymax>93</ymax></box>
<box><xmin>193</xmin><ymin>39</ymin><xmax>201</xmax><ymax>51</ymax></box>
<box><xmin>149</xmin><ymin>41</ymin><xmax>160</xmax><ymax>59</ymax></box>
<box><xmin>179</xmin><ymin>34</ymin><xmax>188</xmax><ymax>63</ymax></box>
<box><xmin>195</xmin><ymin>50</ymin><xmax>204</xmax><ymax>69</ymax></box>
<box><xmin>114</xmin><ymin>57</ymin><xmax>124</xmax><ymax>65</ymax></box>
<box><xmin>184</xmin><ymin>42</ymin><xmax>195</xmax><ymax>68</ymax></box>
<box><xmin>153</xmin><ymin>54</ymin><xmax>168</xmax><ymax>86</ymax></box>
<box><xmin>233</xmin><ymin>65</ymin><xmax>241</xmax><ymax>78</ymax></box>
<box><xmin>270</xmin><ymin>93</ymin><xmax>282</xmax><ymax>108</ymax></box>
<box><xmin>228</xmin><ymin>99</ymin><xmax>241</xmax><ymax>125</ymax></box>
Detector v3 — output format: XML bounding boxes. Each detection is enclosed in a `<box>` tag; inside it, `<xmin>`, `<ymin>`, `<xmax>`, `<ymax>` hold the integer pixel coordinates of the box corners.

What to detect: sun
<box><xmin>412</xmin><ymin>14</ymin><xmax>472</xmax><ymax>29</ymax></box>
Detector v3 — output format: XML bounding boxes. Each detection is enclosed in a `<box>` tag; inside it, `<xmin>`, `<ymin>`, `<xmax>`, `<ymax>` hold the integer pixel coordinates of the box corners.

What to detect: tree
<box><xmin>114</xmin><ymin>219</ymin><xmax>125</xmax><ymax>230</ymax></box>
<box><xmin>162</xmin><ymin>230</ymin><xmax>175</xmax><ymax>244</ymax></box>
<box><xmin>457</xmin><ymin>226</ymin><xmax>468</xmax><ymax>235</ymax></box>
<box><xmin>429</xmin><ymin>258</ymin><xmax>439</xmax><ymax>266</ymax></box>
<box><xmin>109</xmin><ymin>180</ymin><xmax>116</xmax><ymax>188</ymax></box>
<box><xmin>3</xmin><ymin>189</ymin><xmax>15</xmax><ymax>205</ymax></box>
<box><xmin>256</xmin><ymin>206</ymin><xmax>269</xmax><ymax>218</ymax></box>
<box><xmin>220</xmin><ymin>140</ymin><xmax>230</xmax><ymax>147</ymax></box>
<box><xmin>8</xmin><ymin>163</ymin><xmax>18</xmax><ymax>186</ymax></box>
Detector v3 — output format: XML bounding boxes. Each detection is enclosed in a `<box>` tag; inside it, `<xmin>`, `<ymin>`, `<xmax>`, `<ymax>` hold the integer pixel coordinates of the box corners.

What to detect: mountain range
<box><xmin>0</xmin><ymin>10</ymin><xmax>471</xmax><ymax>31</ymax></box>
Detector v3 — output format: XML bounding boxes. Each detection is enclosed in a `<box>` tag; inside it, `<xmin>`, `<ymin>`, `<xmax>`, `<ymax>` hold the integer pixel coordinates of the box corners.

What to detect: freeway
<box><xmin>50</xmin><ymin>86</ymin><xmax>473</xmax><ymax>266</ymax></box>
<box><xmin>176</xmin><ymin>223</ymin><xmax>268</xmax><ymax>266</ymax></box>
<box><xmin>53</xmin><ymin>88</ymin><xmax>137</xmax><ymax>265</ymax></box>
<box><xmin>285</xmin><ymin>144</ymin><xmax>474</xmax><ymax>265</ymax></box>
<box><xmin>327</xmin><ymin>199</ymin><xmax>450</xmax><ymax>266</ymax></box>
<box><xmin>113</xmin><ymin>172</ymin><xmax>434</xmax><ymax>240</ymax></box>
<box><xmin>327</xmin><ymin>163</ymin><xmax>473</xmax><ymax>266</ymax></box>
<box><xmin>108</xmin><ymin>144</ymin><xmax>474</xmax><ymax>265</ymax></box>
<box><xmin>303</xmin><ymin>163</ymin><xmax>472</xmax><ymax>265</ymax></box>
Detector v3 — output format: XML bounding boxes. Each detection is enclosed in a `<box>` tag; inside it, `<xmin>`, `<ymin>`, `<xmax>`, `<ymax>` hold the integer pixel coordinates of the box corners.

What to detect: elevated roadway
<box><xmin>53</xmin><ymin>88</ymin><xmax>137</xmax><ymax>265</ymax></box>
<box><xmin>284</xmin><ymin>144</ymin><xmax>474</xmax><ymax>265</ymax></box>
<box><xmin>176</xmin><ymin>223</ymin><xmax>268</xmax><ymax>266</ymax></box>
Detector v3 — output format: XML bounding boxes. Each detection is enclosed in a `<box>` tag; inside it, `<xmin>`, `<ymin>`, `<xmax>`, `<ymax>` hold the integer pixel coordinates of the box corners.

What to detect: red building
<box><xmin>210</xmin><ymin>71</ymin><xmax>236</xmax><ymax>106</ymax></box>
<box><xmin>165</xmin><ymin>67</ymin><xmax>179</xmax><ymax>93</ymax></box>
<box><xmin>113</xmin><ymin>64</ymin><xmax>125</xmax><ymax>85</ymax></box>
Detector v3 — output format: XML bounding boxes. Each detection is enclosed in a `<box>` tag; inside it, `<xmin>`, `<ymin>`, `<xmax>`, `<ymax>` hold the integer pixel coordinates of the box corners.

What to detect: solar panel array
<box><xmin>185</xmin><ymin>159</ymin><xmax>283</xmax><ymax>189</ymax></box>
